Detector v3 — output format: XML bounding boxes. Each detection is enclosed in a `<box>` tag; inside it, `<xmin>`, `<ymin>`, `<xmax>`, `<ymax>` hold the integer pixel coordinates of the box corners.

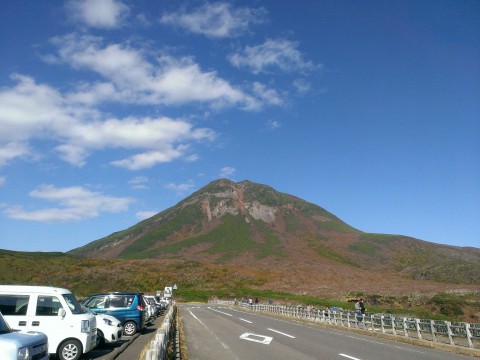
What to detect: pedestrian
<box><xmin>324</xmin><ymin>307</ymin><xmax>330</xmax><ymax>318</ymax></box>
<box><xmin>359</xmin><ymin>298</ymin><xmax>366</xmax><ymax>320</ymax></box>
<box><xmin>354</xmin><ymin>299</ymin><xmax>362</xmax><ymax>322</ymax></box>
<box><xmin>306</xmin><ymin>304</ymin><xmax>312</xmax><ymax>317</ymax></box>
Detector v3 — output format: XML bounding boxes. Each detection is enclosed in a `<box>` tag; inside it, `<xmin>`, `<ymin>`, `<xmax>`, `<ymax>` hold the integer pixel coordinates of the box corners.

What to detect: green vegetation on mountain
<box><xmin>67</xmin><ymin>179</ymin><xmax>480</xmax><ymax>287</ymax></box>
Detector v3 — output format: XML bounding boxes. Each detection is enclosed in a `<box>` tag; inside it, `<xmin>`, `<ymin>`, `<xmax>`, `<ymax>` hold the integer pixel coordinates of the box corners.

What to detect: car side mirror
<box><xmin>58</xmin><ymin>308</ymin><xmax>66</xmax><ymax>318</ymax></box>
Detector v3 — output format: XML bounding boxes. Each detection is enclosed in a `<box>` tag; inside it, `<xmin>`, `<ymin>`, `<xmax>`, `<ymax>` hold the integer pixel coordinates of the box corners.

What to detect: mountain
<box><xmin>69</xmin><ymin>179</ymin><xmax>480</xmax><ymax>290</ymax></box>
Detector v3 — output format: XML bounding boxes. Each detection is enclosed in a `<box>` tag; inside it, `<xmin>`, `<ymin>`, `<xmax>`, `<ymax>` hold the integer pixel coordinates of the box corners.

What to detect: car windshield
<box><xmin>81</xmin><ymin>304</ymin><xmax>96</xmax><ymax>315</ymax></box>
<box><xmin>63</xmin><ymin>294</ymin><xmax>86</xmax><ymax>314</ymax></box>
<box><xmin>0</xmin><ymin>312</ymin><xmax>12</xmax><ymax>334</ymax></box>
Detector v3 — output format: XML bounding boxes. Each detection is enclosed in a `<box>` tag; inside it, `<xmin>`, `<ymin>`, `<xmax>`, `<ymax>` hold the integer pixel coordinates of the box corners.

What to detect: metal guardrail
<box><xmin>144</xmin><ymin>304</ymin><xmax>177</xmax><ymax>360</ymax></box>
<box><xmin>209</xmin><ymin>300</ymin><xmax>479</xmax><ymax>349</ymax></box>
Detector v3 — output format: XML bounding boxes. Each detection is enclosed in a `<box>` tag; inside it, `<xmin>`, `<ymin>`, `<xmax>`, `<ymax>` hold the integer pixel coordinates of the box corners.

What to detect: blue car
<box><xmin>82</xmin><ymin>292</ymin><xmax>147</xmax><ymax>336</ymax></box>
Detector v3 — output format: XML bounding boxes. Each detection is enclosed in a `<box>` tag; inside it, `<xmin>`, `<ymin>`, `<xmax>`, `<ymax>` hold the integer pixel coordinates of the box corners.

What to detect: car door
<box><xmin>25</xmin><ymin>294</ymin><xmax>66</xmax><ymax>349</ymax></box>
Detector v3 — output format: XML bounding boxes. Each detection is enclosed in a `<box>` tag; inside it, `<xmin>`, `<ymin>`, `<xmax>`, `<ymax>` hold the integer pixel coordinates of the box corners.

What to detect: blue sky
<box><xmin>0</xmin><ymin>0</ymin><xmax>478</xmax><ymax>252</ymax></box>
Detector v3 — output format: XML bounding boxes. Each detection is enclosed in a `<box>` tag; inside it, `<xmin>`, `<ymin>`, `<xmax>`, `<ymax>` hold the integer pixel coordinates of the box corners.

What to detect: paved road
<box><xmin>179</xmin><ymin>303</ymin><xmax>472</xmax><ymax>360</ymax></box>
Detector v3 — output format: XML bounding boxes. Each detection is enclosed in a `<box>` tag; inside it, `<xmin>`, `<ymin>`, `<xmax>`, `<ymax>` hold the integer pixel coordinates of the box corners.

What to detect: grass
<box><xmin>1</xmin><ymin>249</ymin><xmax>478</xmax><ymax>323</ymax></box>
<box><xmin>304</xmin><ymin>233</ymin><xmax>355</xmax><ymax>265</ymax></box>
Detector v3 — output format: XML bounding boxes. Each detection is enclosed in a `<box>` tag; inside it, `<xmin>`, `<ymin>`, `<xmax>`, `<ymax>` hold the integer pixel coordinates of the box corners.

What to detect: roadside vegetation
<box><xmin>0</xmin><ymin>249</ymin><xmax>478</xmax><ymax>323</ymax></box>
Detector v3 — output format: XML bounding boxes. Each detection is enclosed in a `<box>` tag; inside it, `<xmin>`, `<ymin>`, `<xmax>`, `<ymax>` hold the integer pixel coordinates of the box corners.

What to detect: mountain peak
<box><xmin>68</xmin><ymin>179</ymin><xmax>480</xmax><ymax>285</ymax></box>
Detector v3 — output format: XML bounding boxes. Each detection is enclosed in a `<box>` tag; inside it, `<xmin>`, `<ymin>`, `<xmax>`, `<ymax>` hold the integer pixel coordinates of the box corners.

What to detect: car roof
<box><xmin>0</xmin><ymin>285</ymin><xmax>72</xmax><ymax>294</ymax></box>
<box><xmin>87</xmin><ymin>292</ymin><xmax>143</xmax><ymax>296</ymax></box>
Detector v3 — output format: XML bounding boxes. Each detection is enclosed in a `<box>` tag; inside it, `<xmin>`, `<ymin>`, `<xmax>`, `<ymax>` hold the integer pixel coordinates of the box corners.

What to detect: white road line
<box><xmin>239</xmin><ymin>318</ymin><xmax>252</xmax><ymax>323</ymax></box>
<box><xmin>208</xmin><ymin>307</ymin><xmax>233</xmax><ymax>316</ymax></box>
<box><xmin>339</xmin><ymin>354</ymin><xmax>362</xmax><ymax>360</ymax></box>
<box><xmin>188</xmin><ymin>310</ymin><xmax>231</xmax><ymax>351</ymax></box>
<box><xmin>267</xmin><ymin>328</ymin><xmax>296</xmax><ymax>338</ymax></box>
<box><xmin>189</xmin><ymin>310</ymin><xmax>207</xmax><ymax>326</ymax></box>
<box><xmin>346</xmin><ymin>335</ymin><xmax>424</xmax><ymax>354</ymax></box>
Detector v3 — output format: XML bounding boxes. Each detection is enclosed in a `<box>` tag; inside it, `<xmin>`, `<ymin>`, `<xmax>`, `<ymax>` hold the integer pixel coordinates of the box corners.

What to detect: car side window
<box><xmin>36</xmin><ymin>296</ymin><xmax>63</xmax><ymax>316</ymax></box>
<box><xmin>84</xmin><ymin>296</ymin><xmax>106</xmax><ymax>309</ymax></box>
<box><xmin>108</xmin><ymin>295</ymin><xmax>127</xmax><ymax>308</ymax></box>
<box><xmin>0</xmin><ymin>295</ymin><xmax>29</xmax><ymax>316</ymax></box>
<box><xmin>126</xmin><ymin>295</ymin><xmax>135</xmax><ymax>307</ymax></box>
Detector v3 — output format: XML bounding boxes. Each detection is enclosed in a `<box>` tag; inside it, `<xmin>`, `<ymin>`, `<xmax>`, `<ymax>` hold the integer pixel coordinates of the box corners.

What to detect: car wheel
<box><xmin>57</xmin><ymin>339</ymin><xmax>82</xmax><ymax>360</ymax></box>
<box><xmin>123</xmin><ymin>321</ymin><xmax>138</xmax><ymax>336</ymax></box>
<box><xmin>97</xmin><ymin>329</ymin><xmax>105</xmax><ymax>346</ymax></box>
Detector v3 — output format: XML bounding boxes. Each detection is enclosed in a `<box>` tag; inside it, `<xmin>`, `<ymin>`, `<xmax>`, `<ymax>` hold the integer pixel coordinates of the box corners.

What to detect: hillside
<box><xmin>2</xmin><ymin>249</ymin><xmax>479</xmax><ymax>322</ymax></box>
<box><xmin>69</xmin><ymin>179</ymin><xmax>480</xmax><ymax>287</ymax></box>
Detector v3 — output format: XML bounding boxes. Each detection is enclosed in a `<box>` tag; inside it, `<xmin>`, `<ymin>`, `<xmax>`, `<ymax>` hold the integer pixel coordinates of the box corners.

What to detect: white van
<box><xmin>0</xmin><ymin>286</ymin><xmax>96</xmax><ymax>360</ymax></box>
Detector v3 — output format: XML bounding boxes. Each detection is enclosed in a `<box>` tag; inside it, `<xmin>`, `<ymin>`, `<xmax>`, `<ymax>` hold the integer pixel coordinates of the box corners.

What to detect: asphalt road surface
<box><xmin>179</xmin><ymin>303</ymin><xmax>472</xmax><ymax>360</ymax></box>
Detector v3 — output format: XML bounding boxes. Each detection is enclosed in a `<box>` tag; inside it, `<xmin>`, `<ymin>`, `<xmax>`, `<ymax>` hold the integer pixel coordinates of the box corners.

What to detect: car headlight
<box><xmin>81</xmin><ymin>319</ymin><xmax>91</xmax><ymax>333</ymax></box>
<box><xmin>17</xmin><ymin>346</ymin><xmax>32</xmax><ymax>360</ymax></box>
<box><xmin>103</xmin><ymin>318</ymin><xmax>113</xmax><ymax>326</ymax></box>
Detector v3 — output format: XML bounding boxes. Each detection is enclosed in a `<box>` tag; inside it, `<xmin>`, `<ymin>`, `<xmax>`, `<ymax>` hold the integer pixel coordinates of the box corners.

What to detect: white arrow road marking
<box><xmin>339</xmin><ymin>354</ymin><xmax>362</xmax><ymax>360</ymax></box>
<box><xmin>267</xmin><ymin>328</ymin><xmax>296</xmax><ymax>338</ymax></box>
<box><xmin>239</xmin><ymin>333</ymin><xmax>273</xmax><ymax>344</ymax></box>
<box><xmin>239</xmin><ymin>318</ymin><xmax>252</xmax><ymax>323</ymax></box>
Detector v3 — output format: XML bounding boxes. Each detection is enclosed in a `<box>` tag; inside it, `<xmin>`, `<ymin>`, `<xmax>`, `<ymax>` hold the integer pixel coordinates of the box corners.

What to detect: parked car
<box><xmin>143</xmin><ymin>296</ymin><xmax>160</xmax><ymax>316</ymax></box>
<box><xmin>0</xmin><ymin>310</ymin><xmax>49</xmax><ymax>360</ymax></box>
<box><xmin>81</xmin><ymin>305</ymin><xmax>122</xmax><ymax>346</ymax></box>
<box><xmin>82</xmin><ymin>292</ymin><xmax>147</xmax><ymax>336</ymax></box>
<box><xmin>158</xmin><ymin>296</ymin><xmax>170</xmax><ymax>307</ymax></box>
<box><xmin>0</xmin><ymin>285</ymin><xmax>97</xmax><ymax>360</ymax></box>
<box><xmin>143</xmin><ymin>296</ymin><xmax>157</xmax><ymax>323</ymax></box>
<box><xmin>154</xmin><ymin>296</ymin><xmax>167</xmax><ymax>310</ymax></box>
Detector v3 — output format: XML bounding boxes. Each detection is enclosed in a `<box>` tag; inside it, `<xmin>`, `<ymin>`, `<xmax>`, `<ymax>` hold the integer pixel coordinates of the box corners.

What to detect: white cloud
<box><xmin>111</xmin><ymin>149</ymin><xmax>183</xmax><ymax>170</ymax></box>
<box><xmin>220</xmin><ymin>166</ymin><xmax>235</xmax><ymax>178</ymax></box>
<box><xmin>136</xmin><ymin>210</ymin><xmax>157</xmax><ymax>220</ymax></box>
<box><xmin>0</xmin><ymin>74</ymin><xmax>75</xmax><ymax>143</ymax></box>
<box><xmin>49</xmin><ymin>34</ymin><xmax>260</xmax><ymax>109</ymax></box>
<box><xmin>293</xmin><ymin>78</ymin><xmax>311</xmax><ymax>93</ymax></box>
<box><xmin>0</xmin><ymin>142</ymin><xmax>31</xmax><ymax>167</ymax></box>
<box><xmin>0</xmin><ymin>75</ymin><xmax>216</xmax><ymax>168</ymax></box>
<box><xmin>229</xmin><ymin>39</ymin><xmax>320</xmax><ymax>74</ymax></box>
<box><xmin>0</xmin><ymin>176</ymin><xmax>5</xmax><ymax>186</ymax></box>
<box><xmin>3</xmin><ymin>185</ymin><xmax>133</xmax><ymax>222</ymax></box>
<box><xmin>252</xmin><ymin>82</ymin><xmax>282</xmax><ymax>106</ymax></box>
<box><xmin>165</xmin><ymin>180</ymin><xmax>195</xmax><ymax>195</ymax></box>
<box><xmin>67</xmin><ymin>0</ymin><xmax>129</xmax><ymax>29</ymax></box>
<box><xmin>160</xmin><ymin>2</ymin><xmax>266</xmax><ymax>38</ymax></box>
<box><xmin>266</xmin><ymin>119</ymin><xmax>281</xmax><ymax>130</ymax></box>
<box><xmin>128</xmin><ymin>176</ymin><xmax>149</xmax><ymax>190</ymax></box>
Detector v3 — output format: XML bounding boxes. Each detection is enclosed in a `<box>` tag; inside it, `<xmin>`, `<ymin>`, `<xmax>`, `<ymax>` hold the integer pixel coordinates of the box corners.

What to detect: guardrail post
<box><xmin>415</xmin><ymin>318</ymin><xmax>422</xmax><ymax>339</ymax></box>
<box><xmin>391</xmin><ymin>316</ymin><xmax>396</xmax><ymax>335</ymax></box>
<box><xmin>403</xmin><ymin>318</ymin><xmax>408</xmax><ymax>337</ymax></box>
<box><xmin>430</xmin><ymin>320</ymin><xmax>436</xmax><ymax>342</ymax></box>
<box><xmin>465</xmin><ymin>323</ymin><xmax>473</xmax><ymax>348</ymax></box>
<box><xmin>446</xmin><ymin>321</ymin><xmax>455</xmax><ymax>345</ymax></box>
<box><xmin>346</xmin><ymin>312</ymin><xmax>350</xmax><ymax>328</ymax></box>
<box><xmin>381</xmin><ymin>316</ymin><xmax>385</xmax><ymax>333</ymax></box>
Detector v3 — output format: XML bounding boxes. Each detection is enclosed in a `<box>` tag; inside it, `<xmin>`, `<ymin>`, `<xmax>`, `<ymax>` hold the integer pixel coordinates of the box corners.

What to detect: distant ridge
<box><xmin>69</xmin><ymin>179</ymin><xmax>480</xmax><ymax>285</ymax></box>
